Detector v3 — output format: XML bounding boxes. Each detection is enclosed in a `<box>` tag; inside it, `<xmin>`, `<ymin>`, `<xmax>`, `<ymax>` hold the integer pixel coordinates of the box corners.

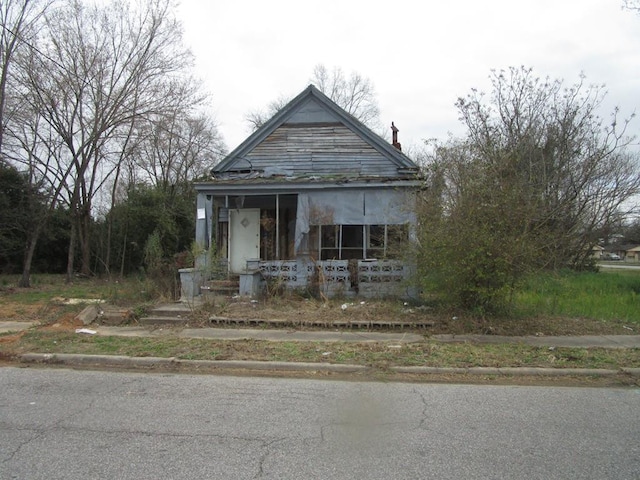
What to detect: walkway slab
<box><xmin>95</xmin><ymin>326</ymin><xmax>175</xmax><ymax>337</ymax></box>
<box><xmin>0</xmin><ymin>321</ymin><xmax>38</xmax><ymax>334</ymax></box>
<box><xmin>432</xmin><ymin>334</ymin><xmax>640</xmax><ymax>349</ymax></box>
<box><xmin>24</xmin><ymin>324</ymin><xmax>640</xmax><ymax>348</ymax></box>
<box><xmin>178</xmin><ymin>328</ymin><xmax>424</xmax><ymax>343</ymax></box>
<box><xmin>95</xmin><ymin>326</ymin><xmax>425</xmax><ymax>344</ymax></box>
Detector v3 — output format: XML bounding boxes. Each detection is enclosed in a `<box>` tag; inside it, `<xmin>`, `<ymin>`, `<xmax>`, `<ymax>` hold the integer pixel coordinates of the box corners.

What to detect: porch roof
<box><xmin>194</xmin><ymin>177</ymin><xmax>422</xmax><ymax>196</ymax></box>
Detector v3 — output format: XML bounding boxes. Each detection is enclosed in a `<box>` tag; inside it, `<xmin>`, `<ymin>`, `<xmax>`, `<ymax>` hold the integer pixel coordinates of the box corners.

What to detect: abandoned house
<box><xmin>183</xmin><ymin>84</ymin><xmax>422</xmax><ymax>299</ymax></box>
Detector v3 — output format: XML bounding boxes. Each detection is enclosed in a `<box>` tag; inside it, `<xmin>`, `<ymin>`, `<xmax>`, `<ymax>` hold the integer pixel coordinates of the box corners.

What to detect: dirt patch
<box><xmin>200</xmin><ymin>298</ymin><xmax>440</xmax><ymax>329</ymax></box>
<box><xmin>0</xmin><ymin>301</ymin><xmax>43</xmax><ymax>321</ymax></box>
<box><xmin>0</xmin><ymin>331</ymin><xmax>28</xmax><ymax>360</ymax></box>
<box><xmin>0</xmin><ymin>331</ymin><xmax>25</xmax><ymax>344</ymax></box>
<box><xmin>39</xmin><ymin>313</ymin><xmax>84</xmax><ymax>332</ymax></box>
<box><xmin>0</xmin><ymin>291</ymin><xmax>88</xmax><ymax>328</ymax></box>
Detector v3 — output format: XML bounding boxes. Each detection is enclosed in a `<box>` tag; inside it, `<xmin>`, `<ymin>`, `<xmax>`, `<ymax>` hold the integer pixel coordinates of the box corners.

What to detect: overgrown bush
<box><xmin>415</xmin><ymin>67</ymin><xmax>639</xmax><ymax>316</ymax></box>
<box><xmin>143</xmin><ymin>229</ymin><xmax>179</xmax><ymax>300</ymax></box>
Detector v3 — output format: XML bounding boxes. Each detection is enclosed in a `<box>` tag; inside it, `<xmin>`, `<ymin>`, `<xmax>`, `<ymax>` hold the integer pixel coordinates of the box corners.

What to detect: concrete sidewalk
<box><xmin>97</xmin><ymin>326</ymin><xmax>427</xmax><ymax>343</ymax></box>
<box><xmin>6</xmin><ymin>321</ymin><xmax>639</xmax><ymax>378</ymax></box>
<box><xmin>2</xmin><ymin>321</ymin><xmax>638</xmax><ymax>348</ymax></box>
<box><xmin>432</xmin><ymin>334</ymin><xmax>640</xmax><ymax>349</ymax></box>
<box><xmin>0</xmin><ymin>321</ymin><xmax>39</xmax><ymax>334</ymax></box>
<box><xmin>95</xmin><ymin>326</ymin><xmax>640</xmax><ymax>348</ymax></box>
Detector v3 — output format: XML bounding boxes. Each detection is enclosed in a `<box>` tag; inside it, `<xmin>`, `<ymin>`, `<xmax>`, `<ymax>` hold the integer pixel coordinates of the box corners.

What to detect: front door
<box><xmin>229</xmin><ymin>208</ymin><xmax>260</xmax><ymax>273</ymax></box>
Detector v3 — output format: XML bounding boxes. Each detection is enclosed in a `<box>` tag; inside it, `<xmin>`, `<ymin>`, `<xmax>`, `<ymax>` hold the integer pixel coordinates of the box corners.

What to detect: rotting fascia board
<box><xmin>194</xmin><ymin>179</ymin><xmax>422</xmax><ymax>195</ymax></box>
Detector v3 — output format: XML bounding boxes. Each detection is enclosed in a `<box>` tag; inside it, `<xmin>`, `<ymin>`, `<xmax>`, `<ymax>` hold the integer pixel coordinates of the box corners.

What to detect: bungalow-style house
<box><xmin>625</xmin><ymin>245</ymin><xmax>640</xmax><ymax>262</ymax></box>
<box><xmin>605</xmin><ymin>244</ymin><xmax>640</xmax><ymax>262</ymax></box>
<box><xmin>184</xmin><ymin>85</ymin><xmax>421</xmax><ymax>299</ymax></box>
<box><xmin>591</xmin><ymin>245</ymin><xmax>605</xmax><ymax>259</ymax></box>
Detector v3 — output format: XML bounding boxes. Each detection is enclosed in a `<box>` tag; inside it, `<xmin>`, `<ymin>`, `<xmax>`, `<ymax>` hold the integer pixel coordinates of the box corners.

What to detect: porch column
<box><xmin>276</xmin><ymin>194</ymin><xmax>280</xmax><ymax>259</ymax></box>
<box><xmin>195</xmin><ymin>192</ymin><xmax>213</xmax><ymax>250</ymax></box>
<box><xmin>294</xmin><ymin>193</ymin><xmax>310</xmax><ymax>256</ymax></box>
<box><xmin>195</xmin><ymin>193</ymin><xmax>208</xmax><ymax>249</ymax></box>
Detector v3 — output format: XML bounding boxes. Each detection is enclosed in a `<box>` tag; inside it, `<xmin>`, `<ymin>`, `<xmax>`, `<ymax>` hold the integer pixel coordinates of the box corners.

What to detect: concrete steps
<box><xmin>138</xmin><ymin>303</ymin><xmax>194</xmax><ymax>326</ymax></box>
<box><xmin>201</xmin><ymin>277</ymin><xmax>240</xmax><ymax>298</ymax></box>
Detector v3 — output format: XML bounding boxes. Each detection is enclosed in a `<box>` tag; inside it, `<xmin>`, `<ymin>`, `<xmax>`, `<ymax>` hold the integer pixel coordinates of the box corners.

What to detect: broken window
<box><xmin>308</xmin><ymin>224</ymin><xmax>409</xmax><ymax>260</ymax></box>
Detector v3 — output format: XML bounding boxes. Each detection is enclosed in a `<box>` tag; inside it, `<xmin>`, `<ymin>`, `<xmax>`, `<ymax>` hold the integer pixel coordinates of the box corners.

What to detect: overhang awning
<box><xmin>293</xmin><ymin>189</ymin><xmax>416</xmax><ymax>254</ymax></box>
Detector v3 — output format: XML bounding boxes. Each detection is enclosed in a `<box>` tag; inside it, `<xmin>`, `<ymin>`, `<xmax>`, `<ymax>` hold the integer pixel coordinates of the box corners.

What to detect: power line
<box><xmin>1</xmin><ymin>21</ymin><xmax>68</xmax><ymax>74</ymax></box>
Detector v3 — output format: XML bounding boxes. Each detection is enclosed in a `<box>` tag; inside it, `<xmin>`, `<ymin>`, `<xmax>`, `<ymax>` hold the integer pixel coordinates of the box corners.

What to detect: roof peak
<box><xmin>212</xmin><ymin>85</ymin><xmax>419</xmax><ymax>174</ymax></box>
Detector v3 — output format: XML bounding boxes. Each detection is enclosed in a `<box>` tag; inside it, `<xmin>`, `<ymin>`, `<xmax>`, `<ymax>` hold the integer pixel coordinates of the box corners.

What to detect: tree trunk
<box><xmin>79</xmin><ymin>209</ymin><xmax>92</xmax><ymax>276</ymax></box>
<box><xmin>18</xmin><ymin>228</ymin><xmax>42</xmax><ymax>288</ymax></box>
<box><xmin>104</xmin><ymin>215</ymin><xmax>112</xmax><ymax>277</ymax></box>
<box><xmin>66</xmin><ymin>220</ymin><xmax>76</xmax><ymax>283</ymax></box>
<box><xmin>104</xmin><ymin>166</ymin><xmax>122</xmax><ymax>278</ymax></box>
<box><xmin>120</xmin><ymin>232</ymin><xmax>127</xmax><ymax>278</ymax></box>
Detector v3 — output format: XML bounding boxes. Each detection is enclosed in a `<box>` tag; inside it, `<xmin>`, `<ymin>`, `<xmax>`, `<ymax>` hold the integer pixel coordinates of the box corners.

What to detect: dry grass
<box><xmin>3</xmin><ymin>330</ymin><xmax>639</xmax><ymax>371</ymax></box>
<box><xmin>194</xmin><ymin>294</ymin><xmax>636</xmax><ymax>336</ymax></box>
<box><xmin>1</xmin><ymin>273</ymin><xmax>637</xmax><ymax>336</ymax></box>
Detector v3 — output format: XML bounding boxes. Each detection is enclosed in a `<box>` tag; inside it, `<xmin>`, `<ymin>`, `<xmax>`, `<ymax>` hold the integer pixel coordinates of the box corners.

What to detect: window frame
<box><xmin>309</xmin><ymin>224</ymin><xmax>408</xmax><ymax>260</ymax></box>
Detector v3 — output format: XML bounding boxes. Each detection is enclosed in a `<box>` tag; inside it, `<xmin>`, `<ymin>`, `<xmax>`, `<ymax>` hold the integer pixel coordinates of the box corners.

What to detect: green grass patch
<box><xmin>4</xmin><ymin>331</ymin><xmax>638</xmax><ymax>370</ymax></box>
<box><xmin>0</xmin><ymin>274</ymin><xmax>158</xmax><ymax>307</ymax></box>
<box><xmin>515</xmin><ymin>269</ymin><xmax>640</xmax><ymax>325</ymax></box>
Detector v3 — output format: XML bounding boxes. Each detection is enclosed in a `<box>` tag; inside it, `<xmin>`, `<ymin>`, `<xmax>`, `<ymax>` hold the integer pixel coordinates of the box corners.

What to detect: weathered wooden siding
<box><xmin>286</xmin><ymin>98</ymin><xmax>338</xmax><ymax>124</ymax></box>
<box><xmin>245</xmin><ymin>124</ymin><xmax>400</xmax><ymax>177</ymax></box>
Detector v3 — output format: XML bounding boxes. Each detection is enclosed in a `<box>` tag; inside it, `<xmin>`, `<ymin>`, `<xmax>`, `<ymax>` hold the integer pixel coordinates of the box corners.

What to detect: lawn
<box><xmin>5</xmin><ymin>330</ymin><xmax>639</xmax><ymax>371</ymax></box>
<box><xmin>0</xmin><ymin>274</ymin><xmax>157</xmax><ymax>305</ymax></box>
<box><xmin>1</xmin><ymin>270</ymin><xmax>640</xmax><ymax>335</ymax></box>
<box><xmin>1</xmin><ymin>270</ymin><xmax>639</xmax><ymax>382</ymax></box>
<box><xmin>515</xmin><ymin>268</ymin><xmax>640</xmax><ymax>326</ymax></box>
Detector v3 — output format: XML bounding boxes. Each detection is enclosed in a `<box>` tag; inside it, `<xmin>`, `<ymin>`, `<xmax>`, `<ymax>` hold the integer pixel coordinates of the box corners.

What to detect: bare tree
<box><xmin>0</xmin><ymin>0</ymin><xmax>53</xmax><ymax>158</ymax></box>
<box><xmin>311</xmin><ymin>64</ymin><xmax>381</xmax><ymax>128</ymax></box>
<box><xmin>243</xmin><ymin>94</ymin><xmax>291</xmax><ymax>133</ymax></box>
<box><xmin>18</xmin><ymin>0</ymin><xmax>205</xmax><ymax>281</ymax></box>
<box><xmin>456</xmin><ymin>67</ymin><xmax>639</xmax><ymax>266</ymax></box>
<box><xmin>245</xmin><ymin>64</ymin><xmax>381</xmax><ymax>131</ymax></box>
<box><xmin>132</xmin><ymin>112</ymin><xmax>226</xmax><ymax>190</ymax></box>
<box><xmin>4</xmin><ymin>101</ymin><xmax>72</xmax><ymax>286</ymax></box>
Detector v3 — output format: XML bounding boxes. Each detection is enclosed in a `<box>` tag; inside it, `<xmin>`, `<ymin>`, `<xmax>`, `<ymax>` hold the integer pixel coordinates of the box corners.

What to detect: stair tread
<box><xmin>138</xmin><ymin>317</ymin><xmax>190</xmax><ymax>325</ymax></box>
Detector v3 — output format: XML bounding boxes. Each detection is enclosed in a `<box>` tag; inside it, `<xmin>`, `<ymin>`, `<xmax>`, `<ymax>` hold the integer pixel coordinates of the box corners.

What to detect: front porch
<box><xmin>257</xmin><ymin>258</ymin><xmax>417</xmax><ymax>299</ymax></box>
<box><xmin>180</xmin><ymin>257</ymin><xmax>417</xmax><ymax>301</ymax></box>
<box><xmin>186</xmin><ymin>184</ymin><xmax>420</xmax><ymax>301</ymax></box>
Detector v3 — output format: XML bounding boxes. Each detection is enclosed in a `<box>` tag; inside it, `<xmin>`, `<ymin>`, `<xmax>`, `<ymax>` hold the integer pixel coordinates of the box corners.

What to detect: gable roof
<box><xmin>212</xmin><ymin>85</ymin><xmax>419</xmax><ymax>175</ymax></box>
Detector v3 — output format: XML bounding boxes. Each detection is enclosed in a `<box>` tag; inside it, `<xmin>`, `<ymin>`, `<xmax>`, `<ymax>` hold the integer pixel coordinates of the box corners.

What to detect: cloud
<box><xmin>178</xmin><ymin>0</ymin><xmax>640</xmax><ymax>151</ymax></box>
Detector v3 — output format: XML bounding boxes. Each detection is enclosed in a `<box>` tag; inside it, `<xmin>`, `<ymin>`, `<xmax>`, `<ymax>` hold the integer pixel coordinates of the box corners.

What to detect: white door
<box><xmin>229</xmin><ymin>208</ymin><xmax>260</xmax><ymax>273</ymax></box>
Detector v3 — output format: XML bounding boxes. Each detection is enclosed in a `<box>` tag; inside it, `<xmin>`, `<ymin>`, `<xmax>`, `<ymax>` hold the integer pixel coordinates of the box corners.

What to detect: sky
<box><xmin>176</xmin><ymin>0</ymin><xmax>640</xmax><ymax>154</ymax></box>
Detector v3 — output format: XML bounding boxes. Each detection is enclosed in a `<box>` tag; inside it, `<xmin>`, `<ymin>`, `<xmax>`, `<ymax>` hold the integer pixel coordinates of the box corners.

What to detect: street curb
<box><xmin>19</xmin><ymin>353</ymin><xmax>640</xmax><ymax>377</ymax></box>
<box><xmin>392</xmin><ymin>366</ymin><xmax>623</xmax><ymax>377</ymax></box>
<box><xmin>19</xmin><ymin>353</ymin><xmax>369</xmax><ymax>373</ymax></box>
<box><xmin>20</xmin><ymin>353</ymin><xmax>176</xmax><ymax>368</ymax></box>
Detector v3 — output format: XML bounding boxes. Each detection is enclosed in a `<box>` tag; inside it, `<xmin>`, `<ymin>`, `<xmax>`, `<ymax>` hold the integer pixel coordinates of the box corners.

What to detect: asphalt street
<box><xmin>1</xmin><ymin>367</ymin><xmax>638</xmax><ymax>479</ymax></box>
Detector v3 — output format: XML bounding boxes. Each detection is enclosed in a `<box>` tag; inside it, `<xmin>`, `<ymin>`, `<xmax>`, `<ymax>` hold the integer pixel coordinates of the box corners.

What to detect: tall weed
<box><xmin>515</xmin><ymin>270</ymin><xmax>640</xmax><ymax>323</ymax></box>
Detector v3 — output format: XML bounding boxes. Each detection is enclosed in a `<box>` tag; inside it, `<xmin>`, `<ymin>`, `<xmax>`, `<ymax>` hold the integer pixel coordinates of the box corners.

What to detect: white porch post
<box><xmin>275</xmin><ymin>194</ymin><xmax>280</xmax><ymax>259</ymax></box>
<box><xmin>195</xmin><ymin>193</ymin><xmax>207</xmax><ymax>249</ymax></box>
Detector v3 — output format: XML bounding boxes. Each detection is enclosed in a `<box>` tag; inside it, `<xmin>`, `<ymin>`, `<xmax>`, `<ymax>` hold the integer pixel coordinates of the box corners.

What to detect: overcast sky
<box><xmin>177</xmin><ymin>0</ymin><xmax>640</xmax><ymax>154</ymax></box>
